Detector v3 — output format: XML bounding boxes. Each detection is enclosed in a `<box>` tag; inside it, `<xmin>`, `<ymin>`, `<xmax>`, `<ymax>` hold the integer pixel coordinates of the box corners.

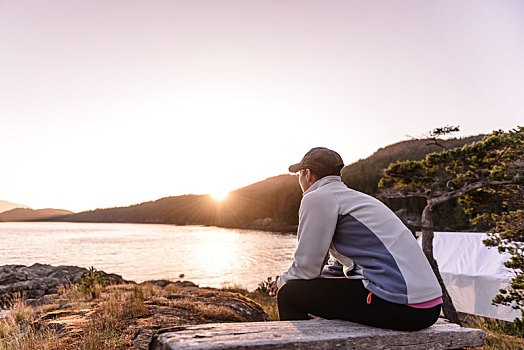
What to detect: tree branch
<box><xmin>429</xmin><ymin>180</ymin><xmax>518</xmax><ymax>206</ymax></box>
<box><xmin>378</xmin><ymin>189</ymin><xmax>427</xmax><ymax>200</ymax></box>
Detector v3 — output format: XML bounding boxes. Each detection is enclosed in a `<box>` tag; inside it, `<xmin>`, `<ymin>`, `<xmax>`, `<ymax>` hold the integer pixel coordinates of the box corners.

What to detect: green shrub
<box><xmin>79</xmin><ymin>267</ymin><xmax>107</xmax><ymax>299</ymax></box>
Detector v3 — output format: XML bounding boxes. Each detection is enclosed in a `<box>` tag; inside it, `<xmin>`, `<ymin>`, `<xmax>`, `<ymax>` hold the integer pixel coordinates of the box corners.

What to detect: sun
<box><xmin>210</xmin><ymin>191</ymin><xmax>229</xmax><ymax>201</ymax></box>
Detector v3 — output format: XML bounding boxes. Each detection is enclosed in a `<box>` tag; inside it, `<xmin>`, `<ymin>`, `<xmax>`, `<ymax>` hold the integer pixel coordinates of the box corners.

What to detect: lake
<box><xmin>0</xmin><ymin>222</ymin><xmax>297</xmax><ymax>291</ymax></box>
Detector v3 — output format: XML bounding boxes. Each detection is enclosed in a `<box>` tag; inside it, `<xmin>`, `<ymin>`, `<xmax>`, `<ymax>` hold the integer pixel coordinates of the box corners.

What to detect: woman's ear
<box><xmin>305</xmin><ymin>169</ymin><xmax>316</xmax><ymax>183</ymax></box>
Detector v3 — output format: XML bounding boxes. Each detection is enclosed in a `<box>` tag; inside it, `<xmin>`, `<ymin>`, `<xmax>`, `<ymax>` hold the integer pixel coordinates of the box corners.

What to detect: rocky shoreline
<box><xmin>0</xmin><ymin>263</ymin><xmax>126</xmax><ymax>306</ymax></box>
<box><xmin>0</xmin><ymin>264</ymin><xmax>272</xmax><ymax>349</ymax></box>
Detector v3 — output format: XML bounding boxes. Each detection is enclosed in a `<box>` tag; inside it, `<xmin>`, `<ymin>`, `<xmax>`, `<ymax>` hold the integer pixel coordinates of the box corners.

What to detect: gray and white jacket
<box><xmin>277</xmin><ymin>176</ymin><xmax>442</xmax><ymax>305</ymax></box>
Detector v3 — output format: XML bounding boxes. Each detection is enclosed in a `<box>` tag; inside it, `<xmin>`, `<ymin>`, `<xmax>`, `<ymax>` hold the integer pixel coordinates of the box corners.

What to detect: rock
<box><xmin>150</xmin><ymin>319</ymin><xmax>486</xmax><ymax>350</ymax></box>
<box><xmin>165</xmin><ymin>294</ymin><xmax>187</xmax><ymax>300</ymax></box>
<box><xmin>146</xmin><ymin>280</ymin><xmax>172</xmax><ymax>288</ymax></box>
<box><xmin>59</xmin><ymin>303</ymin><xmax>72</xmax><ymax>309</ymax></box>
<box><xmin>173</xmin><ymin>281</ymin><xmax>199</xmax><ymax>288</ymax></box>
<box><xmin>25</xmin><ymin>295</ymin><xmax>60</xmax><ymax>307</ymax></box>
<box><xmin>33</xmin><ymin>308</ymin><xmax>90</xmax><ymax>337</ymax></box>
<box><xmin>0</xmin><ymin>272</ymin><xmax>18</xmax><ymax>285</ymax></box>
<box><xmin>132</xmin><ymin>283</ymin><xmax>270</xmax><ymax>349</ymax></box>
<box><xmin>0</xmin><ymin>264</ymin><xmax>128</xmax><ymax>306</ymax></box>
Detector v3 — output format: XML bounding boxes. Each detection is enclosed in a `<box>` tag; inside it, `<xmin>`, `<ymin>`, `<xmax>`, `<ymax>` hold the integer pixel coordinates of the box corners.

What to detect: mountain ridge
<box><xmin>0</xmin><ymin>200</ymin><xmax>30</xmax><ymax>213</ymax></box>
<box><xmin>0</xmin><ymin>208</ymin><xmax>74</xmax><ymax>222</ymax></box>
<box><xmin>46</xmin><ymin>174</ymin><xmax>302</xmax><ymax>232</ymax></box>
<box><xmin>14</xmin><ymin>135</ymin><xmax>485</xmax><ymax>232</ymax></box>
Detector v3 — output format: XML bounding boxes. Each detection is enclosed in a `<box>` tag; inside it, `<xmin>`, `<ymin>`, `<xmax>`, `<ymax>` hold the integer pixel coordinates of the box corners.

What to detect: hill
<box><xmin>0</xmin><ymin>200</ymin><xmax>30</xmax><ymax>213</ymax></box>
<box><xmin>0</xmin><ymin>208</ymin><xmax>74</xmax><ymax>222</ymax></box>
<box><xmin>49</xmin><ymin>174</ymin><xmax>302</xmax><ymax>232</ymax></box>
<box><xmin>341</xmin><ymin>135</ymin><xmax>484</xmax><ymax>195</ymax></box>
<box><xmin>44</xmin><ymin>135</ymin><xmax>485</xmax><ymax>232</ymax></box>
<box><xmin>341</xmin><ymin>135</ymin><xmax>485</xmax><ymax>230</ymax></box>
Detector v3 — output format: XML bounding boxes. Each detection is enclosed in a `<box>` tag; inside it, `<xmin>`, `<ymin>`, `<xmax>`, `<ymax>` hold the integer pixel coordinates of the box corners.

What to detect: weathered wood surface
<box><xmin>149</xmin><ymin>318</ymin><xmax>485</xmax><ymax>350</ymax></box>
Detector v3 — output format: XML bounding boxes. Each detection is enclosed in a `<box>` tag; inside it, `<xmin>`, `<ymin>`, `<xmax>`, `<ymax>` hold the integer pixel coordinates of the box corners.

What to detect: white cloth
<box><xmin>419</xmin><ymin>232</ymin><xmax>520</xmax><ymax>321</ymax></box>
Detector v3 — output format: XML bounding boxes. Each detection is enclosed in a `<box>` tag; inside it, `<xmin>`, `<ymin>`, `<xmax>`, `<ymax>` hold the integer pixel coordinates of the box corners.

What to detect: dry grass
<box><xmin>57</xmin><ymin>282</ymin><xmax>104</xmax><ymax>304</ymax></box>
<box><xmin>138</xmin><ymin>282</ymin><xmax>163</xmax><ymax>299</ymax></box>
<box><xmin>1</xmin><ymin>283</ymin><xmax>150</xmax><ymax>350</ymax></box>
<box><xmin>462</xmin><ymin>314</ymin><xmax>524</xmax><ymax>350</ymax></box>
<box><xmin>2</xmin><ymin>279</ymin><xmax>268</xmax><ymax>349</ymax></box>
<box><xmin>220</xmin><ymin>282</ymin><xmax>249</xmax><ymax>294</ymax></box>
<box><xmin>163</xmin><ymin>283</ymin><xmax>184</xmax><ymax>294</ymax></box>
<box><xmin>1</xmin><ymin>326</ymin><xmax>66</xmax><ymax>350</ymax></box>
<box><xmin>0</xmin><ymin>294</ymin><xmax>35</xmax><ymax>339</ymax></box>
<box><xmin>0</xmin><ymin>294</ymin><xmax>67</xmax><ymax>350</ymax></box>
<box><xmin>170</xmin><ymin>298</ymin><xmax>244</xmax><ymax>321</ymax></box>
<box><xmin>75</xmin><ymin>284</ymin><xmax>148</xmax><ymax>349</ymax></box>
<box><xmin>57</xmin><ymin>283</ymin><xmax>85</xmax><ymax>302</ymax></box>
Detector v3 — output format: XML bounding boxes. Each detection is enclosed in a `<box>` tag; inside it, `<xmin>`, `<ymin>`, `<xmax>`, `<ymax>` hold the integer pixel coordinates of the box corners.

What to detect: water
<box><xmin>0</xmin><ymin>222</ymin><xmax>296</xmax><ymax>291</ymax></box>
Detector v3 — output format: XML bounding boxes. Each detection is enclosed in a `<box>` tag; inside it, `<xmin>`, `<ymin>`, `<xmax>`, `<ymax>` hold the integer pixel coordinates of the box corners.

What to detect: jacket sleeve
<box><xmin>277</xmin><ymin>190</ymin><xmax>339</xmax><ymax>288</ymax></box>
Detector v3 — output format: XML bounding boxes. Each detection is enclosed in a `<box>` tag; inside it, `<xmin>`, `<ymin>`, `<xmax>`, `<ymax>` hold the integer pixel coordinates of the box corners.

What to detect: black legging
<box><xmin>277</xmin><ymin>278</ymin><xmax>441</xmax><ymax>331</ymax></box>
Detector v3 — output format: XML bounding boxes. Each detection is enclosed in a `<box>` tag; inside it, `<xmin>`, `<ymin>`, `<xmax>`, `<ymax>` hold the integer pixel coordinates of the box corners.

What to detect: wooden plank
<box><xmin>149</xmin><ymin>319</ymin><xmax>486</xmax><ymax>350</ymax></box>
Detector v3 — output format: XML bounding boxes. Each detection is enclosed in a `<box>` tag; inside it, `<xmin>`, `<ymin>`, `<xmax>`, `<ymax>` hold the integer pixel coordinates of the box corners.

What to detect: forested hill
<box><xmin>342</xmin><ymin>135</ymin><xmax>485</xmax><ymax>231</ymax></box>
<box><xmin>49</xmin><ymin>175</ymin><xmax>302</xmax><ymax>232</ymax></box>
<box><xmin>341</xmin><ymin>135</ymin><xmax>484</xmax><ymax>195</ymax></box>
<box><xmin>46</xmin><ymin>135</ymin><xmax>484</xmax><ymax>232</ymax></box>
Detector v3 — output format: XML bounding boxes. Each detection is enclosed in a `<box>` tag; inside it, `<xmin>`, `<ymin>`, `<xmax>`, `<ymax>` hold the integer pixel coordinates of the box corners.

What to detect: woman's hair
<box><xmin>303</xmin><ymin>165</ymin><xmax>342</xmax><ymax>180</ymax></box>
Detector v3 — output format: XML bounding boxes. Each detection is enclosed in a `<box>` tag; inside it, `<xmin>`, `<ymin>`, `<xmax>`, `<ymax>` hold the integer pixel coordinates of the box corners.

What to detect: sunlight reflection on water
<box><xmin>0</xmin><ymin>222</ymin><xmax>296</xmax><ymax>290</ymax></box>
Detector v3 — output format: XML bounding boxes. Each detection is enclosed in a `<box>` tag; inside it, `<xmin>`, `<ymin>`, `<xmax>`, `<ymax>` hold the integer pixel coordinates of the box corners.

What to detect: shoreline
<box><xmin>0</xmin><ymin>219</ymin><xmax>299</xmax><ymax>234</ymax></box>
<box><xmin>0</xmin><ymin>263</ymin><xmax>273</xmax><ymax>307</ymax></box>
<box><xmin>0</xmin><ymin>269</ymin><xmax>273</xmax><ymax>349</ymax></box>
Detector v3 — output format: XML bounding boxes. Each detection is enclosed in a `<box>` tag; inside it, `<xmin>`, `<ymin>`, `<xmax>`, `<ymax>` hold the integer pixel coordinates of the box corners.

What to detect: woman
<box><xmin>268</xmin><ymin>147</ymin><xmax>442</xmax><ymax>331</ymax></box>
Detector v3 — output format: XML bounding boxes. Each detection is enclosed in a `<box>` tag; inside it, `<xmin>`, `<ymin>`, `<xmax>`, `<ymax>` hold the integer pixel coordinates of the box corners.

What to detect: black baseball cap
<box><xmin>288</xmin><ymin>147</ymin><xmax>344</xmax><ymax>176</ymax></box>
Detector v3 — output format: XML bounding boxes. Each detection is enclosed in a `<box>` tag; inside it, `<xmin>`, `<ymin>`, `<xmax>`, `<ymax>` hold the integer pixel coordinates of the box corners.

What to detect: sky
<box><xmin>1</xmin><ymin>0</ymin><xmax>523</xmax><ymax>212</ymax></box>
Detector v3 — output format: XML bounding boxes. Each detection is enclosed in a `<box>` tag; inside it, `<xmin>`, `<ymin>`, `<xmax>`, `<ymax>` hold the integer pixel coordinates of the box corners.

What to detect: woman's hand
<box><xmin>268</xmin><ymin>276</ymin><xmax>279</xmax><ymax>298</ymax></box>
